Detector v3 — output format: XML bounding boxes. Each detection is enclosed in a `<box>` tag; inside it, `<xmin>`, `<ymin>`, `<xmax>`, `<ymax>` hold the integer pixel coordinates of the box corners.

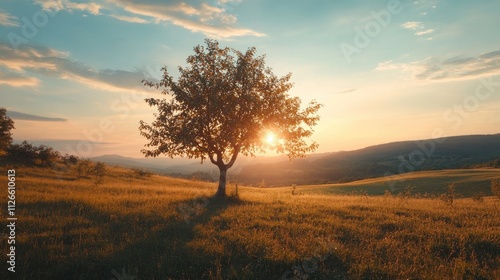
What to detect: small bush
<box><xmin>64</xmin><ymin>154</ymin><xmax>79</xmax><ymax>166</ymax></box>
<box><xmin>37</xmin><ymin>145</ymin><xmax>60</xmax><ymax>166</ymax></box>
<box><xmin>92</xmin><ymin>162</ymin><xmax>107</xmax><ymax>186</ymax></box>
<box><xmin>133</xmin><ymin>168</ymin><xmax>153</xmax><ymax>178</ymax></box>
<box><xmin>75</xmin><ymin>159</ymin><xmax>92</xmax><ymax>178</ymax></box>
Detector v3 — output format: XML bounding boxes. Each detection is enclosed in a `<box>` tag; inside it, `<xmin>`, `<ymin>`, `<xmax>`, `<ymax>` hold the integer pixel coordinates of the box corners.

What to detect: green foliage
<box><xmin>140</xmin><ymin>39</ymin><xmax>321</xmax><ymax>196</ymax></box>
<box><xmin>6</xmin><ymin>140</ymin><xmax>60</xmax><ymax>166</ymax></box>
<box><xmin>0</xmin><ymin>107</ymin><xmax>15</xmax><ymax>151</ymax></box>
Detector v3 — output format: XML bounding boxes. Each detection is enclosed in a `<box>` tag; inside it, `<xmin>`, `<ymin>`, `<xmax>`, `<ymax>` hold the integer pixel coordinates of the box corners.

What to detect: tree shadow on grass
<box><xmin>13</xmin><ymin>195</ymin><xmax>349</xmax><ymax>280</ymax></box>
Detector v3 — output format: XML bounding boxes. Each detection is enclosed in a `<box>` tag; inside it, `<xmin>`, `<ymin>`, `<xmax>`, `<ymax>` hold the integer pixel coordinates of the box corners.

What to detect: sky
<box><xmin>1</xmin><ymin>0</ymin><xmax>499</xmax><ymax>158</ymax></box>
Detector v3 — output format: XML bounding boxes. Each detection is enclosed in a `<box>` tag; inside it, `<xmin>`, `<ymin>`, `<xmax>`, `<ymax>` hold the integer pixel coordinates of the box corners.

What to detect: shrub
<box><xmin>37</xmin><ymin>145</ymin><xmax>60</xmax><ymax>166</ymax></box>
<box><xmin>6</xmin><ymin>141</ymin><xmax>59</xmax><ymax>166</ymax></box>
<box><xmin>6</xmin><ymin>141</ymin><xmax>37</xmax><ymax>165</ymax></box>
<box><xmin>133</xmin><ymin>168</ymin><xmax>152</xmax><ymax>178</ymax></box>
<box><xmin>92</xmin><ymin>162</ymin><xmax>107</xmax><ymax>186</ymax></box>
<box><xmin>75</xmin><ymin>159</ymin><xmax>92</xmax><ymax>178</ymax></box>
<box><xmin>64</xmin><ymin>154</ymin><xmax>79</xmax><ymax>166</ymax></box>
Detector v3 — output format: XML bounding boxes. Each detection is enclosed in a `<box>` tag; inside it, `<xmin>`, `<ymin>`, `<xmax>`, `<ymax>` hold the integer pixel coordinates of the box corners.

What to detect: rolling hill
<box><xmin>89</xmin><ymin>134</ymin><xmax>500</xmax><ymax>186</ymax></box>
<box><xmin>235</xmin><ymin>134</ymin><xmax>500</xmax><ymax>186</ymax></box>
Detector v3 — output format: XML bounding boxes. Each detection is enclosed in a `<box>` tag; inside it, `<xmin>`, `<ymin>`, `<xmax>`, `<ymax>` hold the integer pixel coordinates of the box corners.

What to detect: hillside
<box><xmin>299</xmin><ymin>168</ymin><xmax>500</xmax><ymax>197</ymax></box>
<box><xmin>88</xmin><ymin>134</ymin><xmax>500</xmax><ymax>186</ymax></box>
<box><xmin>236</xmin><ymin>134</ymin><xmax>500</xmax><ymax>186</ymax></box>
<box><xmin>0</xmin><ymin>164</ymin><xmax>498</xmax><ymax>279</ymax></box>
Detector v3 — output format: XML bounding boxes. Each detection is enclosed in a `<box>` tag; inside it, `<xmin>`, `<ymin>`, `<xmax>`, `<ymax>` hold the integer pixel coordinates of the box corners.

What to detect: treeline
<box><xmin>5</xmin><ymin>140</ymin><xmax>66</xmax><ymax>167</ymax></box>
<box><xmin>467</xmin><ymin>158</ymin><xmax>500</xmax><ymax>168</ymax></box>
<box><xmin>2</xmin><ymin>140</ymin><xmax>107</xmax><ymax>185</ymax></box>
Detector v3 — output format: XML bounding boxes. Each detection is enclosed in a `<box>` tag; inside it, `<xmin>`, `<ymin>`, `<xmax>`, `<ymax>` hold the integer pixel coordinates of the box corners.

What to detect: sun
<box><xmin>265</xmin><ymin>132</ymin><xmax>275</xmax><ymax>144</ymax></box>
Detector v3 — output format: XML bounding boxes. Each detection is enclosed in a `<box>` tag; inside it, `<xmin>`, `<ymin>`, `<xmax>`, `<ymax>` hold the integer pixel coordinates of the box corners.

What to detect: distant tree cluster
<box><xmin>0</xmin><ymin>108</ymin><xmax>15</xmax><ymax>152</ymax></box>
<box><xmin>6</xmin><ymin>141</ymin><xmax>60</xmax><ymax>167</ymax></box>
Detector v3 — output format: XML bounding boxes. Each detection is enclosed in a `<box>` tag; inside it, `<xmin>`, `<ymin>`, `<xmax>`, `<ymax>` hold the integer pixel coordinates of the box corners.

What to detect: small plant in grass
<box><xmin>440</xmin><ymin>183</ymin><xmax>455</xmax><ymax>207</ymax></box>
<box><xmin>398</xmin><ymin>186</ymin><xmax>413</xmax><ymax>204</ymax></box>
<box><xmin>384</xmin><ymin>190</ymin><xmax>392</xmax><ymax>199</ymax></box>
<box><xmin>492</xmin><ymin>179</ymin><xmax>500</xmax><ymax>200</ymax></box>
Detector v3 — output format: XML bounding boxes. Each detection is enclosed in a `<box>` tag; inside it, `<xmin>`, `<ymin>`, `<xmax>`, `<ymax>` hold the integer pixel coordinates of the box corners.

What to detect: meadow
<box><xmin>1</xmin><ymin>165</ymin><xmax>499</xmax><ymax>279</ymax></box>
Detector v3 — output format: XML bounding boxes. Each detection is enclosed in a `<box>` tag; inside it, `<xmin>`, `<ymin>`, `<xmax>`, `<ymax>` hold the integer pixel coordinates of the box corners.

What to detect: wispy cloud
<box><xmin>7</xmin><ymin>111</ymin><xmax>67</xmax><ymax>122</ymax></box>
<box><xmin>376</xmin><ymin>50</ymin><xmax>500</xmax><ymax>82</ymax></box>
<box><xmin>0</xmin><ymin>71</ymin><xmax>39</xmax><ymax>87</ymax></box>
<box><xmin>415</xmin><ymin>29</ymin><xmax>434</xmax><ymax>36</ymax></box>
<box><xmin>401</xmin><ymin>21</ymin><xmax>423</xmax><ymax>30</ymax></box>
<box><xmin>34</xmin><ymin>0</ymin><xmax>264</xmax><ymax>38</ymax></box>
<box><xmin>106</xmin><ymin>0</ymin><xmax>264</xmax><ymax>38</ymax></box>
<box><xmin>110</xmin><ymin>14</ymin><xmax>149</xmax><ymax>24</ymax></box>
<box><xmin>0</xmin><ymin>9</ymin><xmax>19</xmax><ymax>27</ymax></box>
<box><xmin>337</xmin><ymin>88</ymin><xmax>357</xmax><ymax>94</ymax></box>
<box><xmin>401</xmin><ymin>21</ymin><xmax>434</xmax><ymax>38</ymax></box>
<box><xmin>35</xmin><ymin>0</ymin><xmax>101</xmax><ymax>15</ymax></box>
<box><xmin>0</xmin><ymin>43</ymin><xmax>153</xmax><ymax>92</ymax></box>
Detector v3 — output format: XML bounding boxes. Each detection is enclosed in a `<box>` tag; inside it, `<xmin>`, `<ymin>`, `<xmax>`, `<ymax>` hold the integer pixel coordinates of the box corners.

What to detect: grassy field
<box><xmin>1</xmin><ymin>165</ymin><xmax>499</xmax><ymax>279</ymax></box>
<box><xmin>299</xmin><ymin>169</ymin><xmax>500</xmax><ymax>197</ymax></box>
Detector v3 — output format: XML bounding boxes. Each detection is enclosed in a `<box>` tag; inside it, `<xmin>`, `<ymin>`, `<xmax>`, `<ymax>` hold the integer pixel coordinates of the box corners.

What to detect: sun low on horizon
<box><xmin>1</xmin><ymin>0</ymin><xmax>499</xmax><ymax>158</ymax></box>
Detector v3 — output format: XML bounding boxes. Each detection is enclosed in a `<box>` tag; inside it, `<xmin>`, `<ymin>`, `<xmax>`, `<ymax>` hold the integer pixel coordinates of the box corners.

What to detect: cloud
<box><xmin>401</xmin><ymin>21</ymin><xmax>423</xmax><ymax>30</ymax></box>
<box><xmin>415</xmin><ymin>29</ymin><xmax>434</xmax><ymax>36</ymax></box>
<box><xmin>106</xmin><ymin>0</ymin><xmax>265</xmax><ymax>38</ymax></box>
<box><xmin>337</xmin><ymin>88</ymin><xmax>357</xmax><ymax>94</ymax></box>
<box><xmin>0</xmin><ymin>71</ymin><xmax>39</xmax><ymax>87</ymax></box>
<box><xmin>34</xmin><ymin>0</ymin><xmax>263</xmax><ymax>38</ymax></box>
<box><xmin>0</xmin><ymin>43</ymin><xmax>153</xmax><ymax>92</ymax></box>
<box><xmin>376</xmin><ymin>50</ymin><xmax>500</xmax><ymax>82</ymax></box>
<box><xmin>401</xmin><ymin>21</ymin><xmax>434</xmax><ymax>37</ymax></box>
<box><xmin>0</xmin><ymin>9</ymin><xmax>19</xmax><ymax>27</ymax></box>
<box><xmin>35</xmin><ymin>0</ymin><xmax>101</xmax><ymax>15</ymax></box>
<box><xmin>7</xmin><ymin>111</ymin><xmax>67</xmax><ymax>122</ymax></box>
<box><xmin>110</xmin><ymin>14</ymin><xmax>149</xmax><ymax>24</ymax></box>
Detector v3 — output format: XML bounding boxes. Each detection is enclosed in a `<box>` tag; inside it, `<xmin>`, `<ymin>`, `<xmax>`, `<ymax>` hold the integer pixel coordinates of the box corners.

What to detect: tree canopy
<box><xmin>0</xmin><ymin>107</ymin><xmax>15</xmax><ymax>151</ymax></box>
<box><xmin>140</xmin><ymin>39</ymin><xmax>322</xmax><ymax>197</ymax></box>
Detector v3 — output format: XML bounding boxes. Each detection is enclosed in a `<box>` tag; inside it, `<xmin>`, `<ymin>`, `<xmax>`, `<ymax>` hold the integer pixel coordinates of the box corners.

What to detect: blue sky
<box><xmin>1</xmin><ymin>0</ymin><xmax>499</xmax><ymax>158</ymax></box>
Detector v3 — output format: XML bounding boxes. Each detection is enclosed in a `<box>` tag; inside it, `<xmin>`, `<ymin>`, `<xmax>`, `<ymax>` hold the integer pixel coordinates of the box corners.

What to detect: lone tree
<box><xmin>0</xmin><ymin>108</ymin><xmax>15</xmax><ymax>152</ymax></box>
<box><xmin>140</xmin><ymin>39</ymin><xmax>322</xmax><ymax>197</ymax></box>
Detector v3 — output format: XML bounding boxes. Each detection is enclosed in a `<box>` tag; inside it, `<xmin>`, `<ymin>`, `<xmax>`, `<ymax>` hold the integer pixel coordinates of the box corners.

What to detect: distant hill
<box><xmin>235</xmin><ymin>134</ymin><xmax>500</xmax><ymax>186</ymax></box>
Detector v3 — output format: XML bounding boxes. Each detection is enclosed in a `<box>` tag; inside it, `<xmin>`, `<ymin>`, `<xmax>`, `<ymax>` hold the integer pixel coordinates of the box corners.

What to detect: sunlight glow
<box><xmin>265</xmin><ymin>132</ymin><xmax>275</xmax><ymax>145</ymax></box>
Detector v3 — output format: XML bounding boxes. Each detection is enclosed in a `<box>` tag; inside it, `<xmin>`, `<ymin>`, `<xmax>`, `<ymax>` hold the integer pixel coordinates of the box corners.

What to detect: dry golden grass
<box><xmin>1</xmin><ymin>165</ymin><xmax>499</xmax><ymax>279</ymax></box>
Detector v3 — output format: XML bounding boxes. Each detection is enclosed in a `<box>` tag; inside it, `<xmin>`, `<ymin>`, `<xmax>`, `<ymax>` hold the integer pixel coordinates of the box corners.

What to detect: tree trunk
<box><xmin>215</xmin><ymin>166</ymin><xmax>227</xmax><ymax>198</ymax></box>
